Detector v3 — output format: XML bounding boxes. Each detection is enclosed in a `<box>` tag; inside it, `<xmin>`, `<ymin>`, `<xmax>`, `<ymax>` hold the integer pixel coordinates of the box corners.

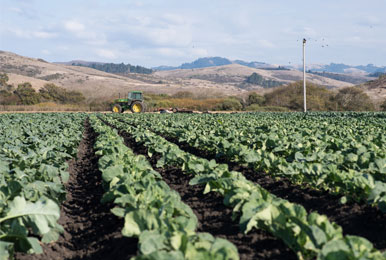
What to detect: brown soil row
<box><xmin>102</xmin><ymin>118</ymin><xmax>297</xmax><ymax>260</ymax></box>
<box><xmin>16</xmin><ymin>119</ymin><xmax>137</xmax><ymax>260</ymax></box>
<box><xmin>153</xmin><ymin>132</ymin><xmax>386</xmax><ymax>251</ymax></box>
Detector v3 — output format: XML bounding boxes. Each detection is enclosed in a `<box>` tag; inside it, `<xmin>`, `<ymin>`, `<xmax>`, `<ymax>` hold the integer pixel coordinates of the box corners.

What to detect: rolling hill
<box><xmin>359</xmin><ymin>75</ymin><xmax>386</xmax><ymax>102</ymax></box>
<box><xmin>0</xmin><ymin>51</ymin><xmax>246</xmax><ymax>101</ymax></box>
<box><xmin>152</xmin><ymin>57</ymin><xmax>274</xmax><ymax>71</ymax></box>
<box><xmin>154</xmin><ymin>63</ymin><xmax>354</xmax><ymax>89</ymax></box>
<box><xmin>0</xmin><ymin>51</ymin><xmax>384</xmax><ymax>103</ymax></box>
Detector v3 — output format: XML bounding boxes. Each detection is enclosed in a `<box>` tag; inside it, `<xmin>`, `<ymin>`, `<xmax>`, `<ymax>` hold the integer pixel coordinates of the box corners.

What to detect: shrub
<box><xmin>39</xmin><ymin>83</ymin><xmax>85</xmax><ymax>104</ymax></box>
<box><xmin>245</xmin><ymin>104</ymin><xmax>261</xmax><ymax>111</ymax></box>
<box><xmin>248</xmin><ymin>92</ymin><xmax>265</xmax><ymax>106</ymax></box>
<box><xmin>14</xmin><ymin>82</ymin><xmax>40</xmax><ymax>105</ymax></box>
<box><xmin>335</xmin><ymin>87</ymin><xmax>374</xmax><ymax>111</ymax></box>
<box><xmin>264</xmin><ymin>81</ymin><xmax>338</xmax><ymax>111</ymax></box>
<box><xmin>215</xmin><ymin>98</ymin><xmax>242</xmax><ymax>111</ymax></box>
<box><xmin>381</xmin><ymin>99</ymin><xmax>386</xmax><ymax>111</ymax></box>
<box><xmin>172</xmin><ymin>91</ymin><xmax>194</xmax><ymax>99</ymax></box>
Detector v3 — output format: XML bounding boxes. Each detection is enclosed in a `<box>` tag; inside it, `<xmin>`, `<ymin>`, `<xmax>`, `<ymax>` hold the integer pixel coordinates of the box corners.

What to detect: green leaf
<box><xmin>139</xmin><ymin>230</ymin><xmax>166</xmax><ymax>255</ymax></box>
<box><xmin>102</xmin><ymin>165</ymin><xmax>124</xmax><ymax>182</ymax></box>
<box><xmin>111</xmin><ymin>207</ymin><xmax>125</xmax><ymax>218</ymax></box>
<box><xmin>0</xmin><ymin>241</ymin><xmax>14</xmax><ymax>260</ymax></box>
<box><xmin>26</xmin><ymin>237</ymin><xmax>43</xmax><ymax>254</ymax></box>
<box><xmin>210</xmin><ymin>237</ymin><xmax>239</xmax><ymax>260</ymax></box>
<box><xmin>0</xmin><ymin>161</ymin><xmax>10</xmax><ymax>173</ymax></box>
<box><xmin>41</xmin><ymin>228</ymin><xmax>60</xmax><ymax>243</ymax></box>
<box><xmin>170</xmin><ymin>233</ymin><xmax>183</xmax><ymax>250</ymax></box>
<box><xmin>134</xmin><ymin>250</ymin><xmax>184</xmax><ymax>260</ymax></box>
<box><xmin>0</xmin><ymin>196</ymin><xmax>60</xmax><ymax>235</ymax></box>
<box><xmin>340</xmin><ymin>196</ymin><xmax>347</xmax><ymax>204</ymax></box>
<box><xmin>374</xmin><ymin>158</ymin><xmax>385</xmax><ymax>173</ymax></box>
<box><xmin>346</xmin><ymin>153</ymin><xmax>358</xmax><ymax>162</ymax></box>
<box><xmin>318</xmin><ymin>239</ymin><xmax>350</xmax><ymax>260</ymax></box>
<box><xmin>122</xmin><ymin>211</ymin><xmax>141</xmax><ymax>237</ymax></box>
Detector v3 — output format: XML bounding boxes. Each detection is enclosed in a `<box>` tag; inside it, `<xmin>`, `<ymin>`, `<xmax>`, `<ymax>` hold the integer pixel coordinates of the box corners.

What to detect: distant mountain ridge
<box><xmin>153</xmin><ymin>57</ymin><xmax>386</xmax><ymax>76</ymax></box>
<box><xmin>54</xmin><ymin>55</ymin><xmax>383</xmax><ymax>86</ymax></box>
<box><xmin>57</xmin><ymin>56</ymin><xmax>386</xmax><ymax>76</ymax></box>
<box><xmin>152</xmin><ymin>57</ymin><xmax>274</xmax><ymax>71</ymax></box>
<box><xmin>307</xmin><ymin>63</ymin><xmax>386</xmax><ymax>74</ymax></box>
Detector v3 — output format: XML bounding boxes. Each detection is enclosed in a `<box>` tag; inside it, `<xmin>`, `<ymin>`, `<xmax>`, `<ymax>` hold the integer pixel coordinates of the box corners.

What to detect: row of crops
<box><xmin>0</xmin><ymin>113</ymin><xmax>85</xmax><ymax>259</ymax></box>
<box><xmin>0</xmin><ymin>112</ymin><xmax>385</xmax><ymax>259</ymax></box>
<box><xmin>109</xmin><ymin>112</ymin><xmax>386</xmax><ymax>211</ymax></box>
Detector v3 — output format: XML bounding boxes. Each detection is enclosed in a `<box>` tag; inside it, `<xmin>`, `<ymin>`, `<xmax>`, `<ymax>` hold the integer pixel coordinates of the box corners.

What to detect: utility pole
<box><xmin>303</xmin><ymin>38</ymin><xmax>307</xmax><ymax>112</ymax></box>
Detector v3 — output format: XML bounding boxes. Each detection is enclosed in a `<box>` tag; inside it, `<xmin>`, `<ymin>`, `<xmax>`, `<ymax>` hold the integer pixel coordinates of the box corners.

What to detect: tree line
<box><xmin>245</xmin><ymin>81</ymin><xmax>385</xmax><ymax>111</ymax></box>
<box><xmin>0</xmin><ymin>73</ymin><xmax>85</xmax><ymax>105</ymax></box>
<box><xmin>72</xmin><ymin>62</ymin><xmax>153</xmax><ymax>74</ymax></box>
<box><xmin>245</xmin><ymin>72</ymin><xmax>284</xmax><ymax>88</ymax></box>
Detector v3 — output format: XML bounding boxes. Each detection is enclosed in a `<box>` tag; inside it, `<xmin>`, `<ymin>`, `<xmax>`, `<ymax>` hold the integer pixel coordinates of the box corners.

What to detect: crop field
<box><xmin>0</xmin><ymin>112</ymin><xmax>385</xmax><ymax>260</ymax></box>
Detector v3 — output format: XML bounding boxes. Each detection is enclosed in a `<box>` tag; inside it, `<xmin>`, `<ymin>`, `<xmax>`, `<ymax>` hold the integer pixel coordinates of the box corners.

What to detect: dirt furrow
<box><xmin>152</xmin><ymin>131</ymin><xmax>386</xmax><ymax>251</ymax></box>
<box><xmin>105</xmin><ymin>121</ymin><xmax>297</xmax><ymax>260</ymax></box>
<box><xmin>16</xmin><ymin>119</ymin><xmax>137</xmax><ymax>260</ymax></box>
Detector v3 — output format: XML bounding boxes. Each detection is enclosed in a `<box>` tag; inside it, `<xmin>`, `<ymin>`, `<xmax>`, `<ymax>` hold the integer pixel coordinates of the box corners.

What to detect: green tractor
<box><xmin>111</xmin><ymin>91</ymin><xmax>145</xmax><ymax>113</ymax></box>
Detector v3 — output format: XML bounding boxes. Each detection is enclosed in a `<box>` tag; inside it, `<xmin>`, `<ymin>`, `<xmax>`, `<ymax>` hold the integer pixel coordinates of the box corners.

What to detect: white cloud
<box><xmin>282</xmin><ymin>26</ymin><xmax>318</xmax><ymax>38</ymax></box>
<box><xmin>9</xmin><ymin>7</ymin><xmax>23</xmax><ymax>14</ymax></box>
<box><xmin>7</xmin><ymin>28</ymin><xmax>27</xmax><ymax>38</ymax></box>
<box><xmin>6</xmin><ymin>27</ymin><xmax>56</xmax><ymax>39</ymax></box>
<box><xmin>95</xmin><ymin>49</ymin><xmax>117</xmax><ymax>59</ymax></box>
<box><xmin>359</xmin><ymin>16</ymin><xmax>381</xmax><ymax>27</ymax></box>
<box><xmin>41</xmin><ymin>49</ymin><xmax>51</xmax><ymax>55</ymax></box>
<box><xmin>134</xmin><ymin>1</ymin><xmax>144</xmax><ymax>7</ymax></box>
<box><xmin>64</xmin><ymin>20</ymin><xmax>85</xmax><ymax>33</ymax></box>
<box><xmin>145</xmin><ymin>26</ymin><xmax>192</xmax><ymax>46</ymax></box>
<box><xmin>303</xmin><ymin>27</ymin><xmax>317</xmax><ymax>37</ymax></box>
<box><xmin>156</xmin><ymin>48</ymin><xmax>185</xmax><ymax>57</ymax></box>
<box><xmin>32</xmin><ymin>31</ymin><xmax>57</xmax><ymax>39</ymax></box>
<box><xmin>190</xmin><ymin>47</ymin><xmax>208</xmax><ymax>56</ymax></box>
<box><xmin>257</xmin><ymin>39</ymin><xmax>275</xmax><ymax>48</ymax></box>
<box><xmin>63</xmin><ymin>19</ymin><xmax>106</xmax><ymax>45</ymax></box>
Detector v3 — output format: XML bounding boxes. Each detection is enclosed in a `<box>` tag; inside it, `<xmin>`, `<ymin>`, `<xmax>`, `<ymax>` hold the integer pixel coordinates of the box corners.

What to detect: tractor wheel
<box><xmin>112</xmin><ymin>104</ymin><xmax>123</xmax><ymax>113</ymax></box>
<box><xmin>172</xmin><ymin>107</ymin><xmax>178</xmax><ymax>113</ymax></box>
<box><xmin>130</xmin><ymin>101</ymin><xmax>143</xmax><ymax>113</ymax></box>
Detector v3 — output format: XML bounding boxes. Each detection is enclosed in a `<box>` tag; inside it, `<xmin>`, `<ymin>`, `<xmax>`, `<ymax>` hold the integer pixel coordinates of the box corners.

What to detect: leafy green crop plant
<box><xmin>90</xmin><ymin>115</ymin><xmax>239</xmax><ymax>260</ymax></box>
<box><xmin>112</xmin><ymin>112</ymin><xmax>386</xmax><ymax>212</ymax></box>
<box><xmin>0</xmin><ymin>113</ymin><xmax>85</xmax><ymax>259</ymax></box>
<box><xmin>102</xmin><ymin>114</ymin><xmax>386</xmax><ymax>260</ymax></box>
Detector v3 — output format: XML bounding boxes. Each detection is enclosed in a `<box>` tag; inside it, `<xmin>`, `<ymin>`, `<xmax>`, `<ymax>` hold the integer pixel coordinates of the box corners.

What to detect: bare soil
<box><xmin>15</xmin><ymin>119</ymin><xmax>138</xmax><ymax>260</ymax></box>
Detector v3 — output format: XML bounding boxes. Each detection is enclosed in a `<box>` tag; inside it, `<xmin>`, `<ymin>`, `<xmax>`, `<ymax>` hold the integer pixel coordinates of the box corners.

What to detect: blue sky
<box><xmin>0</xmin><ymin>0</ymin><xmax>385</xmax><ymax>67</ymax></box>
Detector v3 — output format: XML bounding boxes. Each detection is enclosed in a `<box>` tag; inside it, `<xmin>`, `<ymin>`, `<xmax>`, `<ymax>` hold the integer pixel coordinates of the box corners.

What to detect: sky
<box><xmin>0</xmin><ymin>0</ymin><xmax>385</xmax><ymax>67</ymax></box>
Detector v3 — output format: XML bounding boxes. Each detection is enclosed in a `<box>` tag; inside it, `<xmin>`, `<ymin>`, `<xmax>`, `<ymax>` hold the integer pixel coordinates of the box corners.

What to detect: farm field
<box><xmin>0</xmin><ymin>112</ymin><xmax>385</xmax><ymax>260</ymax></box>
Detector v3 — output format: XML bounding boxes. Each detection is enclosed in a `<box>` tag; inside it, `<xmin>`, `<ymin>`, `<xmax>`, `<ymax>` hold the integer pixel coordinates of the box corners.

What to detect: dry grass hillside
<box><xmin>155</xmin><ymin>64</ymin><xmax>354</xmax><ymax>88</ymax></box>
<box><xmin>0</xmin><ymin>51</ymin><xmax>243</xmax><ymax>101</ymax></box>
<box><xmin>2</xmin><ymin>51</ymin><xmax>383</xmax><ymax>103</ymax></box>
<box><xmin>360</xmin><ymin>75</ymin><xmax>386</xmax><ymax>102</ymax></box>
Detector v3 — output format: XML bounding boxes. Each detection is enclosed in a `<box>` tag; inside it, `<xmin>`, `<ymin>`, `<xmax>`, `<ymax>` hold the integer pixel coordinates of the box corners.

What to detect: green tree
<box><xmin>246</xmin><ymin>73</ymin><xmax>263</xmax><ymax>84</ymax></box>
<box><xmin>39</xmin><ymin>83</ymin><xmax>85</xmax><ymax>104</ymax></box>
<box><xmin>0</xmin><ymin>73</ymin><xmax>9</xmax><ymax>87</ymax></box>
<box><xmin>264</xmin><ymin>81</ymin><xmax>337</xmax><ymax>111</ymax></box>
<box><xmin>380</xmin><ymin>99</ymin><xmax>386</xmax><ymax>111</ymax></box>
<box><xmin>248</xmin><ymin>92</ymin><xmax>265</xmax><ymax>105</ymax></box>
<box><xmin>335</xmin><ymin>87</ymin><xmax>374</xmax><ymax>111</ymax></box>
<box><xmin>216</xmin><ymin>98</ymin><xmax>242</xmax><ymax>111</ymax></box>
<box><xmin>14</xmin><ymin>82</ymin><xmax>40</xmax><ymax>105</ymax></box>
<box><xmin>245</xmin><ymin>73</ymin><xmax>283</xmax><ymax>88</ymax></box>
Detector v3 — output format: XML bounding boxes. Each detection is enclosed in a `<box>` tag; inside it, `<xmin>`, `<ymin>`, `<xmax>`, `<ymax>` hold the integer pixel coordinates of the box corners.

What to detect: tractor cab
<box><xmin>112</xmin><ymin>91</ymin><xmax>145</xmax><ymax>113</ymax></box>
<box><xmin>128</xmin><ymin>91</ymin><xmax>143</xmax><ymax>101</ymax></box>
